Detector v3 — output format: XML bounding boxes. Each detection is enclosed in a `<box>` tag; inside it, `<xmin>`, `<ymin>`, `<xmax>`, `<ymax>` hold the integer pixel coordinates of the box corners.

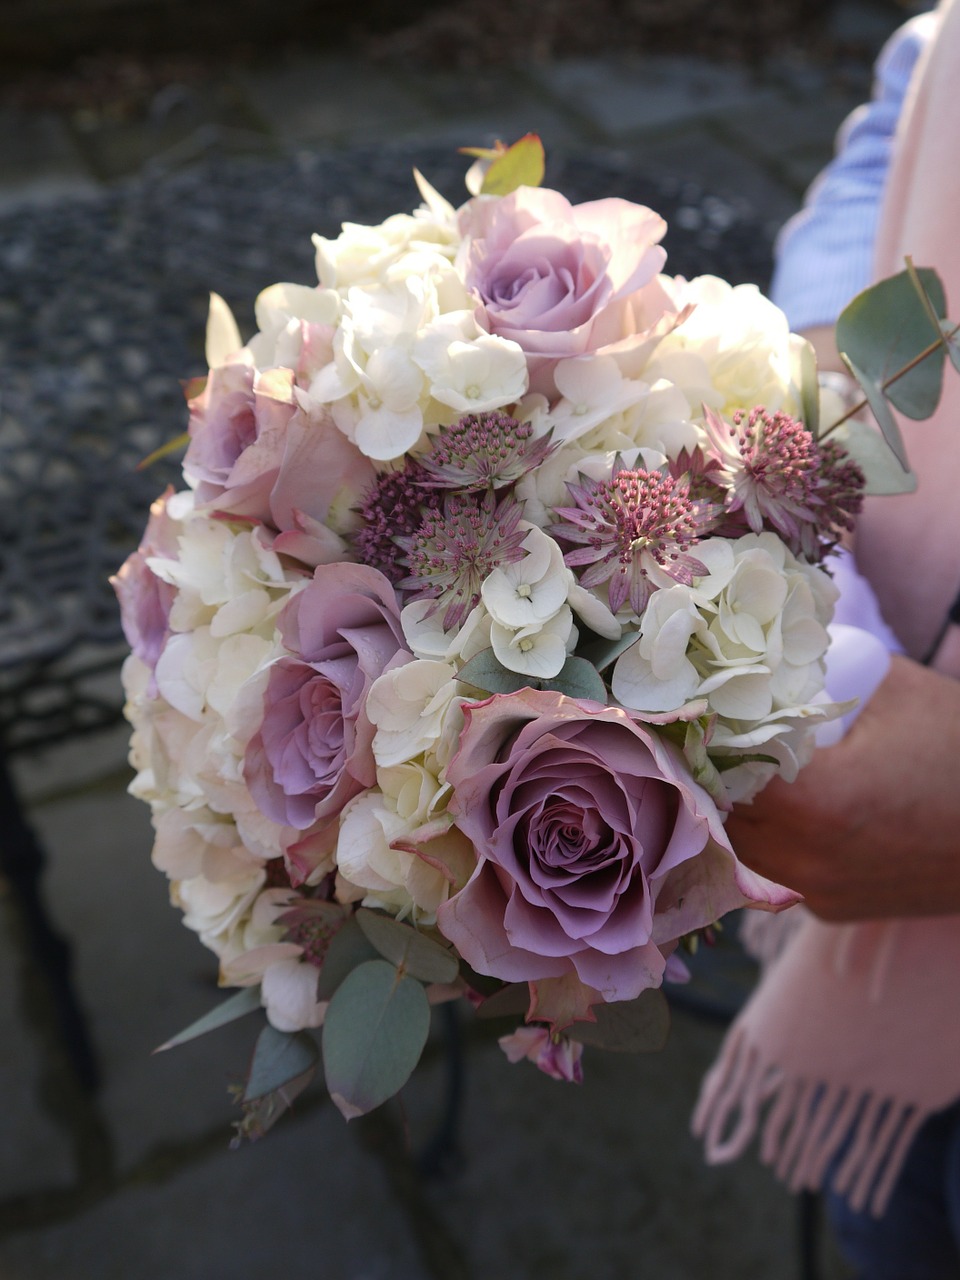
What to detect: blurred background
<box><xmin>0</xmin><ymin>1</ymin><xmax>923</xmax><ymax>1276</ymax></box>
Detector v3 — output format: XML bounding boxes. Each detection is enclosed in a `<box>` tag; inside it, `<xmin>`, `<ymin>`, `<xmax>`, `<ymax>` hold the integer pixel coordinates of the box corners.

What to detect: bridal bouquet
<box><xmin>114</xmin><ymin>136</ymin><xmax>908</xmax><ymax>1133</ymax></box>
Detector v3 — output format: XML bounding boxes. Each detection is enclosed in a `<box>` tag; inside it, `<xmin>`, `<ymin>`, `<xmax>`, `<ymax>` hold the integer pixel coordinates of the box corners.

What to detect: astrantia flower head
<box><xmin>805</xmin><ymin>438</ymin><xmax>864</xmax><ymax>559</ymax></box>
<box><xmin>353</xmin><ymin>458</ymin><xmax>441</xmax><ymax>584</ymax></box>
<box><xmin>552</xmin><ymin>465</ymin><xmax>711</xmax><ymax>615</ymax></box>
<box><xmin>418</xmin><ymin>411</ymin><xmax>553</xmax><ymax>491</ymax></box>
<box><xmin>398</xmin><ymin>490</ymin><xmax>528</xmax><ymax>629</ymax></box>
<box><xmin>702</xmin><ymin>405</ymin><xmax>864</xmax><ymax>561</ymax></box>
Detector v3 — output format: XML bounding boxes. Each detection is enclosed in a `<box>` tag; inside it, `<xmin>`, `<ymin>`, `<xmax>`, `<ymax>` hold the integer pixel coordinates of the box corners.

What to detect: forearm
<box><xmin>725</xmin><ymin>654</ymin><xmax>960</xmax><ymax>921</ymax></box>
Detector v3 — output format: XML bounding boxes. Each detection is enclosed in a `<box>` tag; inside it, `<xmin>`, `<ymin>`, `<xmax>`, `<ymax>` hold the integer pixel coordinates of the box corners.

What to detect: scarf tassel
<box><xmin>692</xmin><ymin>1026</ymin><xmax>926</xmax><ymax>1216</ymax></box>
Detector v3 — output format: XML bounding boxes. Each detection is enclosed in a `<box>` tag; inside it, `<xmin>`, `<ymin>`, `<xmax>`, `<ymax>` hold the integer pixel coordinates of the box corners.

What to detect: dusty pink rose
<box><xmin>111</xmin><ymin>486</ymin><xmax>179</xmax><ymax>673</ymax></box>
<box><xmin>184</xmin><ymin>360</ymin><xmax>373</xmax><ymax>552</ymax></box>
<box><xmin>184</xmin><ymin>361</ymin><xmax>297</xmax><ymax>520</ymax></box>
<box><xmin>459</xmin><ymin>187</ymin><xmax>676</xmax><ymax>396</ymax></box>
<box><xmin>437</xmin><ymin>689</ymin><xmax>796</xmax><ymax>1003</ymax></box>
<box><xmin>244</xmin><ymin>563</ymin><xmax>409</xmax><ymax>830</ymax></box>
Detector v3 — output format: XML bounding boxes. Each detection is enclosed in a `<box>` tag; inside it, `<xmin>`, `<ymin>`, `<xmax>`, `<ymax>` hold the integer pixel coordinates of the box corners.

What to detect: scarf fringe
<box><xmin>692</xmin><ymin>1025</ymin><xmax>925</xmax><ymax>1216</ymax></box>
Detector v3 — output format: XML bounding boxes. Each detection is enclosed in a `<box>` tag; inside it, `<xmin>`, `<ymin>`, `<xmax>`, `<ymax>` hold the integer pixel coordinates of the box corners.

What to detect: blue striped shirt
<box><xmin>770</xmin><ymin>11</ymin><xmax>939</xmax><ymax>331</ymax></box>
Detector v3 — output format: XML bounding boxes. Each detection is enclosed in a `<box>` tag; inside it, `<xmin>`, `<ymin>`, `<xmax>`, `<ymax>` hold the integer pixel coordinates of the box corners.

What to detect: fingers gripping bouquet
<box><xmin>114</xmin><ymin>137</ymin><xmax>867</xmax><ymax>1130</ymax></box>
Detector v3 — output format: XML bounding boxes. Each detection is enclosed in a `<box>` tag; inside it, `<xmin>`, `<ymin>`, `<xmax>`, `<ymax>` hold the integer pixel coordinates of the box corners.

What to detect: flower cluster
<box><xmin>115</xmin><ymin>149</ymin><xmax>864</xmax><ymax>1124</ymax></box>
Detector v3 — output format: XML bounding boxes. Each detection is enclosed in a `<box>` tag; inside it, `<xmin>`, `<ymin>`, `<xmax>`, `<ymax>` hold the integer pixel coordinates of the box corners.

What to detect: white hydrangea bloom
<box><xmin>366</xmin><ymin>660</ymin><xmax>465</xmax><ymax>769</ymax></box>
<box><xmin>335</xmin><ymin>764</ymin><xmax>458</xmax><ymax>922</ymax></box>
<box><xmin>490</xmin><ymin>605</ymin><xmax>576</xmax><ymax>678</ymax></box>
<box><xmin>613</xmin><ymin>532</ymin><xmax>837</xmax><ymax>747</ymax></box>
<box><xmin>645</xmin><ymin>277</ymin><xmax>801</xmax><ymax>419</ymax></box>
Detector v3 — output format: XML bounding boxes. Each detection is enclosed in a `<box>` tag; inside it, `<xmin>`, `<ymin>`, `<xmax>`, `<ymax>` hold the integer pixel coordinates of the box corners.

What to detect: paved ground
<box><xmin>0</xmin><ymin>4</ymin><xmax>908</xmax><ymax>1276</ymax></box>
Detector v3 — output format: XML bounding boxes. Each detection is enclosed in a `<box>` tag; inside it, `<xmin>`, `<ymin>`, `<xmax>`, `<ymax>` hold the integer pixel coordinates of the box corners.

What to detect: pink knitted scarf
<box><xmin>693</xmin><ymin>0</ymin><xmax>960</xmax><ymax>1216</ymax></box>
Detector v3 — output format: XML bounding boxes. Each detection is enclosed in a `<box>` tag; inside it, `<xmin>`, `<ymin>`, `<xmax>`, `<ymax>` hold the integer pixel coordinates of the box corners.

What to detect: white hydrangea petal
<box><xmin>354</xmin><ymin>403</ymin><xmax>424</xmax><ymax>461</ymax></box>
<box><xmin>209</xmin><ymin>588</ymin><xmax>271</xmax><ymax>638</ymax></box>
<box><xmin>703</xmin><ymin>670</ymin><xmax>774</xmax><ymax>721</ymax></box>
<box><xmin>612</xmin><ymin>645</ymin><xmax>700</xmax><ymax>712</ymax></box>
<box><xmin>566</xmin><ymin>581</ymin><xmax>621</xmax><ymax>639</ymax></box>
<box><xmin>490</xmin><ymin>618</ymin><xmax>570</xmax><ymax>678</ymax></box>
<box><xmin>553</xmin><ymin>354</ymin><xmax>624</xmax><ymax>407</ymax></box>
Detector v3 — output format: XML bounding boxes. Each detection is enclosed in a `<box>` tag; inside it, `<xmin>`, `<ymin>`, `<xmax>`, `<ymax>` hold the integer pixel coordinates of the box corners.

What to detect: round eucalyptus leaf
<box><xmin>244</xmin><ymin>1024</ymin><xmax>320</xmax><ymax>1102</ymax></box>
<box><xmin>322</xmin><ymin>959</ymin><xmax>430</xmax><ymax>1119</ymax></box>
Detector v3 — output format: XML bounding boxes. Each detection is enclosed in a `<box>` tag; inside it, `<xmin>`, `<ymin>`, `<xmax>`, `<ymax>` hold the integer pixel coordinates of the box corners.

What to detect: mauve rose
<box><xmin>184</xmin><ymin>358</ymin><xmax>374</xmax><ymax>558</ymax></box>
<box><xmin>437</xmin><ymin>689</ymin><xmax>796</xmax><ymax>1003</ymax></box>
<box><xmin>459</xmin><ymin>188</ymin><xmax>676</xmax><ymax>396</ymax></box>
<box><xmin>184</xmin><ymin>360</ymin><xmax>297</xmax><ymax>520</ymax></box>
<box><xmin>244</xmin><ymin>563</ymin><xmax>409</xmax><ymax>831</ymax></box>
<box><xmin>111</xmin><ymin>487</ymin><xmax>179</xmax><ymax>673</ymax></box>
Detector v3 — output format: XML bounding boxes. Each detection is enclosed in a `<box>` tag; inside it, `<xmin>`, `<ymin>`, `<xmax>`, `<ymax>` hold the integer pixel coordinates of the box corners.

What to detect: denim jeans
<box><xmin>827</xmin><ymin>1102</ymin><xmax>960</xmax><ymax>1279</ymax></box>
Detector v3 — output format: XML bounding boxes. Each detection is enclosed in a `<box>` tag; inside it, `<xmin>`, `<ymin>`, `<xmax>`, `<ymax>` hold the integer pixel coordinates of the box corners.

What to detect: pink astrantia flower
<box><xmin>552</xmin><ymin>467</ymin><xmax>715</xmax><ymax>615</ymax></box>
<box><xmin>459</xmin><ymin>187</ymin><xmax>678</xmax><ymax>396</ymax></box>
<box><xmin>397</xmin><ymin>490</ymin><xmax>528</xmax><ymax>630</ymax></box>
<box><xmin>437</xmin><ymin>689</ymin><xmax>796</xmax><ymax>1004</ymax></box>
<box><xmin>244</xmin><ymin>563</ymin><xmax>409</xmax><ymax>832</ymax></box>
<box><xmin>702</xmin><ymin>405</ymin><xmax>864</xmax><ymax>561</ymax></box>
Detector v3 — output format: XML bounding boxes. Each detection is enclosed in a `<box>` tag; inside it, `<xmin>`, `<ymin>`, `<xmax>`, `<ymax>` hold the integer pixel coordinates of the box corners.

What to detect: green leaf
<box><xmin>155</xmin><ymin>985</ymin><xmax>262</xmax><ymax>1052</ymax></box>
<box><xmin>480</xmin><ymin>134</ymin><xmax>546</xmax><ymax>196</ymax></box>
<box><xmin>322</xmin><ymin>959</ymin><xmax>431</xmax><ymax>1119</ymax></box>
<box><xmin>244</xmin><ymin>1024</ymin><xmax>320</xmax><ymax>1102</ymax></box>
<box><xmin>356</xmin><ymin>909</ymin><xmax>459</xmax><ymax>984</ymax></box>
<box><xmin>841</xmin><ymin>355</ymin><xmax>910</xmax><ymax>469</ymax></box>
<box><xmin>457</xmin><ymin>648</ymin><xmax>534</xmax><ymax>695</ymax></box>
<box><xmin>315</xmin><ymin>917</ymin><xmax>380</xmax><ymax>1001</ymax></box>
<box><xmin>538</xmin><ymin>655</ymin><xmax>607</xmax><ymax>703</ymax></box>
<box><xmin>829</xmin><ymin>416</ymin><xmax>918</xmax><ymax>496</ymax></box>
<box><xmin>137</xmin><ymin>431</ymin><xmax>190</xmax><ymax>471</ymax></box>
<box><xmin>580</xmin><ymin>630</ymin><xmax>640</xmax><ymax>672</ymax></box>
<box><xmin>457</xmin><ymin>648</ymin><xmax>607</xmax><ymax>702</ymax></box>
<box><xmin>566</xmin><ymin>989</ymin><xmax>670</xmax><ymax>1053</ymax></box>
<box><xmin>836</xmin><ymin>266</ymin><xmax>946</xmax><ymax>421</ymax></box>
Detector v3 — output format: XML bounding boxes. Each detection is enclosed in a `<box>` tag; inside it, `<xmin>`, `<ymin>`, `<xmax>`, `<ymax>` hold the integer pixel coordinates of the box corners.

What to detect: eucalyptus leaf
<box><xmin>480</xmin><ymin>134</ymin><xmax>545</xmax><ymax>196</ymax></box>
<box><xmin>539</xmin><ymin>655</ymin><xmax>608</xmax><ymax>703</ymax></box>
<box><xmin>457</xmin><ymin>648</ymin><xmax>533</xmax><ymax>695</ymax></box>
<box><xmin>356</xmin><ymin>909</ymin><xmax>459</xmax><ymax>984</ymax></box>
<box><xmin>842</xmin><ymin>355</ymin><xmax>910</xmax><ymax>470</ymax></box>
<box><xmin>566</xmin><ymin>989</ymin><xmax>670</xmax><ymax>1053</ymax></box>
<box><xmin>322</xmin><ymin>959</ymin><xmax>431</xmax><ymax>1119</ymax></box>
<box><xmin>830</xmin><ymin>417</ymin><xmax>918</xmax><ymax>496</ymax></box>
<box><xmin>230</xmin><ymin>1065</ymin><xmax>316</xmax><ymax>1146</ymax></box>
<box><xmin>244</xmin><ymin>1024</ymin><xmax>320</xmax><ymax>1102</ymax></box>
<box><xmin>316</xmin><ymin>917</ymin><xmax>380</xmax><ymax>1001</ymax></box>
<box><xmin>155</xmin><ymin>985</ymin><xmax>262</xmax><ymax>1053</ymax></box>
<box><xmin>836</xmin><ymin>267</ymin><xmax>946</xmax><ymax>421</ymax></box>
<box><xmin>580</xmin><ymin>630</ymin><xmax>640</xmax><ymax>672</ymax></box>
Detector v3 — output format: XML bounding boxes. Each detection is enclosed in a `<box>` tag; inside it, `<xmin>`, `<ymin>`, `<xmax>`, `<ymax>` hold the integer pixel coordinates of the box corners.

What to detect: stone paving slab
<box><xmin>0</xmin><ymin>908</ymin><xmax>75</xmax><ymax>1201</ymax></box>
<box><xmin>0</xmin><ymin>1105</ymin><xmax>431</xmax><ymax>1280</ymax></box>
<box><xmin>29</xmin><ymin>785</ymin><xmax>268</xmax><ymax>1169</ymax></box>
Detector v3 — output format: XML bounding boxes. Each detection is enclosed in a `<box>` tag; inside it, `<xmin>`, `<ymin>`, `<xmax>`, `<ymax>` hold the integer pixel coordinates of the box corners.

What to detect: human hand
<box><xmin>724</xmin><ymin>654</ymin><xmax>960</xmax><ymax>921</ymax></box>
